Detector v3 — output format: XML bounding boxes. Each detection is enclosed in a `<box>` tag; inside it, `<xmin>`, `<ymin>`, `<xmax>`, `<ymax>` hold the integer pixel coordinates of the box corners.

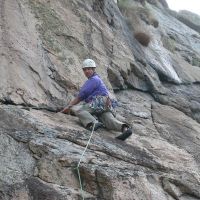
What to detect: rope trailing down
<box><xmin>75</xmin><ymin>122</ymin><xmax>96</xmax><ymax>200</ymax></box>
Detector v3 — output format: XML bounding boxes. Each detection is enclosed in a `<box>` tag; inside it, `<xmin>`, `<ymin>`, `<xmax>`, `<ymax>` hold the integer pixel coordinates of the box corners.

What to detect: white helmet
<box><xmin>82</xmin><ymin>59</ymin><xmax>96</xmax><ymax>68</ymax></box>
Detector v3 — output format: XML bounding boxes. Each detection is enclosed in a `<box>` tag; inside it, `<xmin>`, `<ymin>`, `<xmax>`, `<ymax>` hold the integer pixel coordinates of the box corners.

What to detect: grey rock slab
<box><xmin>0</xmin><ymin>132</ymin><xmax>35</xmax><ymax>185</ymax></box>
<box><xmin>152</xmin><ymin>102</ymin><xmax>200</xmax><ymax>165</ymax></box>
<box><xmin>27</xmin><ymin>177</ymin><xmax>95</xmax><ymax>200</ymax></box>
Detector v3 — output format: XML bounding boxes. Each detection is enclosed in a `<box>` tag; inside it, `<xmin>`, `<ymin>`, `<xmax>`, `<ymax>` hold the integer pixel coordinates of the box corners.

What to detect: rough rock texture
<box><xmin>0</xmin><ymin>0</ymin><xmax>200</xmax><ymax>199</ymax></box>
<box><xmin>177</xmin><ymin>10</ymin><xmax>200</xmax><ymax>34</ymax></box>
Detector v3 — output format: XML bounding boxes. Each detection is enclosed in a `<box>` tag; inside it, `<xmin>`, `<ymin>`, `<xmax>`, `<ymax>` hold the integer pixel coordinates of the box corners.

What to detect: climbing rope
<box><xmin>75</xmin><ymin>122</ymin><xmax>96</xmax><ymax>200</ymax></box>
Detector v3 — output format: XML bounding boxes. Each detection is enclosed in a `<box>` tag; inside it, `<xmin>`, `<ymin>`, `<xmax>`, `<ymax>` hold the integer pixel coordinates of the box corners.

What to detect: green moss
<box><xmin>118</xmin><ymin>0</ymin><xmax>133</xmax><ymax>10</ymax></box>
<box><xmin>118</xmin><ymin>1</ymin><xmax>159</xmax><ymax>28</ymax></box>
<box><xmin>162</xmin><ymin>36</ymin><xmax>176</xmax><ymax>53</ymax></box>
<box><xmin>192</xmin><ymin>57</ymin><xmax>200</xmax><ymax>67</ymax></box>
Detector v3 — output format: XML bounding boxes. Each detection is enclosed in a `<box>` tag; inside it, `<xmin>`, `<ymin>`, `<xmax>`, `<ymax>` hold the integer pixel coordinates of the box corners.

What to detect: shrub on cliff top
<box><xmin>134</xmin><ymin>32</ymin><xmax>151</xmax><ymax>47</ymax></box>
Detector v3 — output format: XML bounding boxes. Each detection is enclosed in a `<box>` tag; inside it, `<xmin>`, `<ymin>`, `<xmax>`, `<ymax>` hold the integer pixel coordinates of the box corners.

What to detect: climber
<box><xmin>61</xmin><ymin>58</ymin><xmax>132</xmax><ymax>141</ymax></box>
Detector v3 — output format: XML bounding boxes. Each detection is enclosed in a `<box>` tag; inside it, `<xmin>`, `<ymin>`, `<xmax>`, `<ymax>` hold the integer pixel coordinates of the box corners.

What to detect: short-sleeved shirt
<box><xmin>78</xmin><ymin>73</ymin><xmax>109</xmax><ymax>103</ymax></box>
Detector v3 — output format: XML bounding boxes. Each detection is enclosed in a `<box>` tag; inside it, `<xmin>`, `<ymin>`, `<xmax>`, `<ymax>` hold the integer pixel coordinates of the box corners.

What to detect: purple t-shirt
<box><xmin>78</xmin><ymin>73</ymin><xmax>109</xmax><ymax>102</ymax></box>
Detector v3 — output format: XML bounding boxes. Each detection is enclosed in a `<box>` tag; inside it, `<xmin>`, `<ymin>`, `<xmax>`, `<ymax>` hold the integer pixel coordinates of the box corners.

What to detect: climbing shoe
<box><xmin>86</xmin><ymin>122</ymin><xmax>103</xmax><ymax>131</ymax></box>
<box><xmin>116</xmin><ymin>127</ymin><xmax>132</xmax><ymax>141</ymax></box>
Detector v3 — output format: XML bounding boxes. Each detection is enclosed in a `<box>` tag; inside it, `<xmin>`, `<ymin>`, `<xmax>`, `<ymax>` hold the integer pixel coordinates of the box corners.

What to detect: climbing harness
<box><xmin>75</xmin><ymin>122</ymin><xmax>96</xmax><ymax>200</ymax></box>
<box><xmin>89</xmin><ymin>95</ymin><xmax>118</xmax><ymax>114</ymax></box>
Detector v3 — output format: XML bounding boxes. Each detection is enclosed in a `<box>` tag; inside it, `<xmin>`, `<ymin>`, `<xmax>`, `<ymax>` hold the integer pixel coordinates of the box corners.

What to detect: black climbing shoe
<box><xmin>86</xmin><ymin>122</ymin><xmax>103</xmax><ymax>131</ymax></box>
<box><xmin>116</xmin><ymin>127</ymin><xmax>132</xmax><ymax>141</ymax></box>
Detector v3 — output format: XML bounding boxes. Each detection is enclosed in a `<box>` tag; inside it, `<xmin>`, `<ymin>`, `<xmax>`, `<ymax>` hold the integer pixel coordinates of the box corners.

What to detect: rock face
<box><xmin>0</xmin><ymin>0</ymin><xmax>200</xmax><ymax>199</ymax></box>
<box><xmin>177</xmin><ymin>10</ymin><xmax>200</xmax><ymax>34</ymax></box>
